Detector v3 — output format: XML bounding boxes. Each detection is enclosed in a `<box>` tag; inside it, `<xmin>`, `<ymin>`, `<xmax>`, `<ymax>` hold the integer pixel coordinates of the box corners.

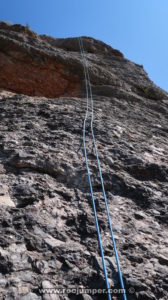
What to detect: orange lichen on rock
<box><xmin>0</xmin><ymin>22</ymin><xmax>81</xmax><ymax>98</ymax></box>
<box><xmin>0</xmin><ymin>52</ymin><xmax>80</xmax><ymax>97</ymax></box>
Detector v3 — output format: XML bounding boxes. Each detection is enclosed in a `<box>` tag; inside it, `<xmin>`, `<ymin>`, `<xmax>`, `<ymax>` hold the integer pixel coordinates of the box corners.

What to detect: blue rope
<box><xmin>78</xmin><ymin>38</ymin><xmax>111</xmax><ymax>300</ymax></box>
<box><xmin>79</xmin><ymin>37</ymin><xmax>127</xmax><ymax>300</ymax></box>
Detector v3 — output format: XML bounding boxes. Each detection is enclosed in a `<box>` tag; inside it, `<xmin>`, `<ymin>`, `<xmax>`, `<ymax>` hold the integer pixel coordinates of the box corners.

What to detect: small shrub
<box><xmin>139</xmin><ymin>86</ymin><xmax>165</xmax><ymax>100</ymax></box>
<box><xmin>25</xmin><ymin>22</ymin><xmax>31</xmax><ymax>31</ymax></box>
<box><xmin>25</xmin><ymin>23</ymin><xmax>38</xmax><ymax>38</ymax></box>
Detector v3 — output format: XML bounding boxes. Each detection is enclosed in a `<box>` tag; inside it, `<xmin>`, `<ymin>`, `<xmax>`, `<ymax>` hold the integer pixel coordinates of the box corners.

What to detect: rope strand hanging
<box><xmin>78</xmin><ymin>37</ymin><xmax>111</xmax><ymax>300</ymax></box>
<box><xmin>78</xmin><ymin>37</ymin><xmax>127</xmax><ymax>300</ymax></box>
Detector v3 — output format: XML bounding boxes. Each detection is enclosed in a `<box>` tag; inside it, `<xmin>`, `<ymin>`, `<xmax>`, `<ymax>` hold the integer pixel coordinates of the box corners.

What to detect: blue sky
<box><xmin>0</xmin><ymin>0</ymin><xmax>168</xmax><ymax>91</ymax></box>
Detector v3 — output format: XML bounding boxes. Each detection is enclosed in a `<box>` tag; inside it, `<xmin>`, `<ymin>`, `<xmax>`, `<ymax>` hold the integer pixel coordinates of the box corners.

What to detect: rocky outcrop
<box><xmin>0</xmin><ymin>21</ymin><xmax>167</xmax><ymax>100</ymax></box>
<box><xmin>0</xmin><ymin>22</ymin><xmax>168</xmax><ymax>300</ymax></box>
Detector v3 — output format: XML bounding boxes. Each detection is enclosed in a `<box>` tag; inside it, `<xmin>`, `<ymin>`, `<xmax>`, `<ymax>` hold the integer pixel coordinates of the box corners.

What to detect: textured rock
<box><xmin>0</xmin><ymin>21</ymin><xmax>167</xmax><ymax>100</ymax></box>
<box><xmin>0</xmin><ymin>22</ymin><xmax>168</xmax><ymax>300</ymax></box>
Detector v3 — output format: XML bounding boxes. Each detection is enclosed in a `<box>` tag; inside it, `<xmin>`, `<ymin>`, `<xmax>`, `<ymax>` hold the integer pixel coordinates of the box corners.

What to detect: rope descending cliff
<box><xmin>79</xmin><ymin>36</ymin><xmax>127</xmax><ymax>300</ymax></box>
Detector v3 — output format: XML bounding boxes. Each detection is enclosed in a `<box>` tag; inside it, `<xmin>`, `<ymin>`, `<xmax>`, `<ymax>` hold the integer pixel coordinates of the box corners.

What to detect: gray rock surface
<box><xmin>0</xmin><ymin>22</ymin><xmax>168</xmax><ymax>300</ymax></box>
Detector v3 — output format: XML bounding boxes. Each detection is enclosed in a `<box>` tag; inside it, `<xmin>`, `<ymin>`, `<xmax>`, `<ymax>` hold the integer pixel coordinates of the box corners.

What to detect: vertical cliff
<box><xmin>0</xmin><ymin>22</ymin><xmax>168</xmax><ymax>300</ymax></box>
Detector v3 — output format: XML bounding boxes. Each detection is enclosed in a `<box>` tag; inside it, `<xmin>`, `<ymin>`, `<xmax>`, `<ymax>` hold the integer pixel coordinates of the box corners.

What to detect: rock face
<box><xmin>0</xmin><ymin>22</ymin><xmax>168</xmax><ymax>300</ymax></box>
<box><xmin>0</xmin><ymin>21</ymin><xmax>167</xmax><ymax>100</ymax></box>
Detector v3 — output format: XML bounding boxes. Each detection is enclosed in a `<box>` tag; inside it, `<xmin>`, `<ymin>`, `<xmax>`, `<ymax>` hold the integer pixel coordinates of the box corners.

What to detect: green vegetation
<box><xmin>25</xmin><ymin>23</ymin><xmax>37</xmax><ymax>38</ymax></box>
<box><xmin>139</xmin><ymin>86</ymin><xmax>165</xmax><ymax>100</ymax></box>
